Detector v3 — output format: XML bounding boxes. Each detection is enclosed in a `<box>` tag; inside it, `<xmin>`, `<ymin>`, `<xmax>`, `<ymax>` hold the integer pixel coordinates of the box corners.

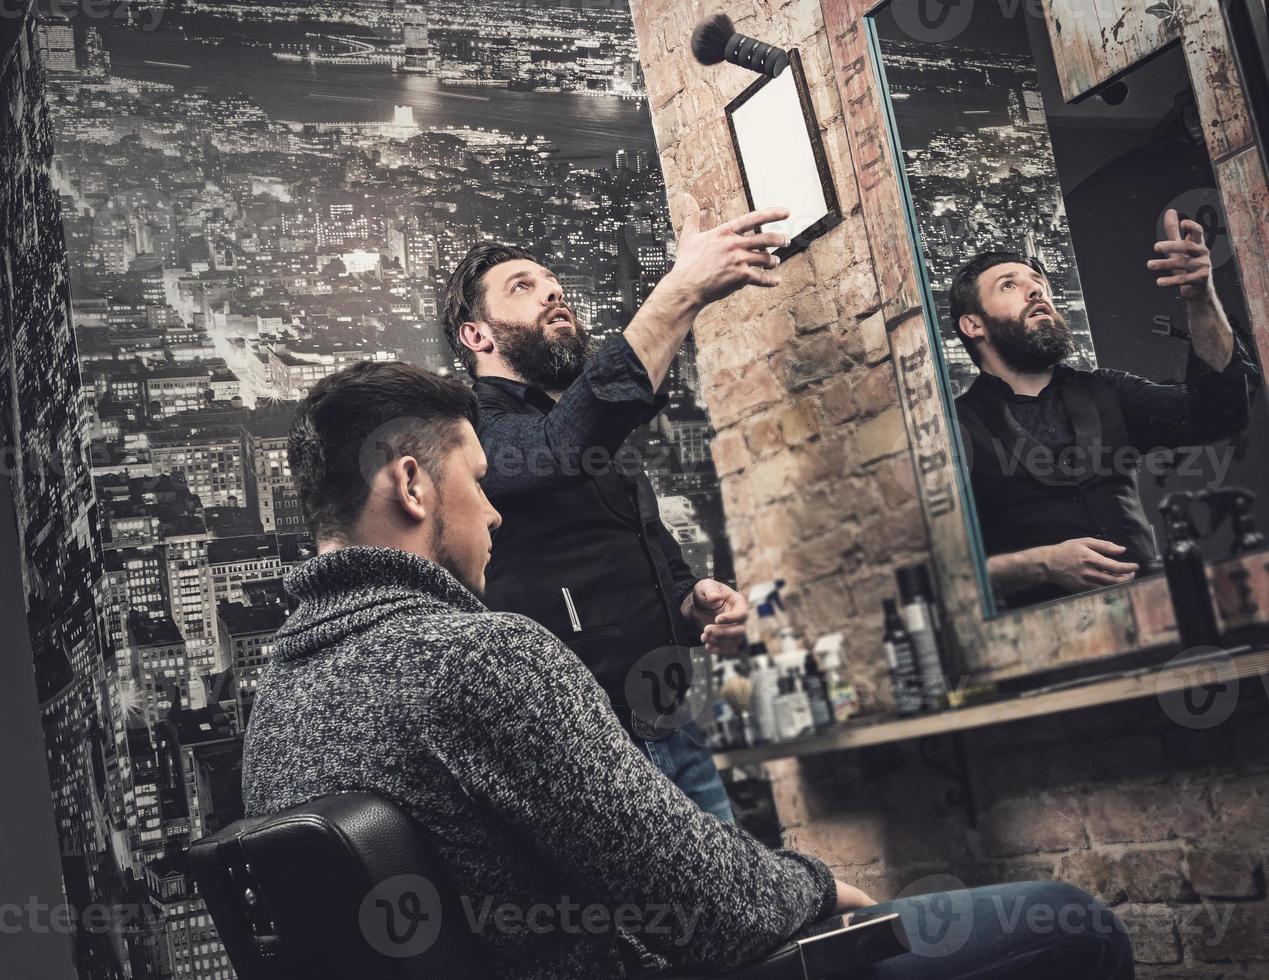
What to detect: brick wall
<box><xmin>629</xmin><ymin>0</ymin><xmax>1269</xmax><ymax>974</ymax></box>
<box><xmin>631</xmin><ymin>0</ymin><xmax>930</xmax><ymax>699</ymax></box>
<box><xmin>765</xmin><ymin>681</ymin><xmax>1269</xmax><ymax>976</ymax></box>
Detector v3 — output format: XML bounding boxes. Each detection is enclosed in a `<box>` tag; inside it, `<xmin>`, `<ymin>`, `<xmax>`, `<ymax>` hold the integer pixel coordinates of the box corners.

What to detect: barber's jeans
<box><xmin>846</xmin><ymin>880</ymin><xmax>1134</xmax><ymax>979</ymax></box>
<box><xmin>640</xmin><ymin>721</ymin><xmax>735</xmax><ymax>824</ymax></box>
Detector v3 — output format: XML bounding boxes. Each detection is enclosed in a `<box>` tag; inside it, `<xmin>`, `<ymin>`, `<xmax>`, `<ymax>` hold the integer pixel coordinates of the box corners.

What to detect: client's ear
<box><xmin>390</xmin><ymin>456</ymin><xmax>438</xmax><ymax>523</ymax></box>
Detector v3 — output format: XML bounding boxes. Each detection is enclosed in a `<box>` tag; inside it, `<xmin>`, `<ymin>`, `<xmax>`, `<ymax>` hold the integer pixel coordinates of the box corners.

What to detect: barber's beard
<box><xmin>487</xmin><ymin>312</ymin><xmax>593</xmax><ymax>392</ymax></box>
<box><xmin>984</xmin><ymin>307</ymin><xmax>1075</xmax><ymax>374</ymax></box>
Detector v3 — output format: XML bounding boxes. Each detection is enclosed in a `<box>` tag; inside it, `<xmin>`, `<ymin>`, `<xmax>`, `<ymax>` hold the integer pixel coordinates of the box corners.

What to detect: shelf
<box><xmin>712</xmin><ymin>647</ymin><xmax>1269</xmax><ymax>769</ymax></box>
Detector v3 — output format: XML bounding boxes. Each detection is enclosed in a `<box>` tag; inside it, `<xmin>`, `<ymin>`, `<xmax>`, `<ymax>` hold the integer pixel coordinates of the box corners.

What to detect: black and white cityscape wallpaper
<box><xmin>3</xmin><ymin>1</ymin><xmax>729</xmax><ymax>975</ymax></box>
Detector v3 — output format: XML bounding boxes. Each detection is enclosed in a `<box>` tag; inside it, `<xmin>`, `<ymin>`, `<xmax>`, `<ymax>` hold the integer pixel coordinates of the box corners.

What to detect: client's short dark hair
<box><xmin>948</xmin><ymin>251</ymin><xmax>1049</xmax><ymax>367</ymax></box>
<box><xmin>442</xmin><ymin>241</ymin><xmax>538</xmax><ymax>378</ymax></box>
<box><xmin>288</xmin><ymin>360</ymin><xmax>479</xmax><ymax>542</ymax></box>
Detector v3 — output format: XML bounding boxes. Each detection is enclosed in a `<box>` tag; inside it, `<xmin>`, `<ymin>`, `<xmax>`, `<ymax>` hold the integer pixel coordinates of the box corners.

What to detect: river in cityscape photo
<box><xmin>96</xmin><ymin>13</ymin><xmax>658</xmax><ymax>169</ymax></box>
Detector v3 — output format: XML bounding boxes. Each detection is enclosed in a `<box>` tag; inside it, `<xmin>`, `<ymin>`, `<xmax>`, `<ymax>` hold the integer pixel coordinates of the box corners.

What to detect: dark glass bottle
<box><xmin>1160</xmin><ymin>491</ymin><xmax>1220</xmax><ymax>647</ymax></box>
<box><xmin>883</xmin><ymin>598</ymin><xmax>922</xmax><ymax>716</ymax></box>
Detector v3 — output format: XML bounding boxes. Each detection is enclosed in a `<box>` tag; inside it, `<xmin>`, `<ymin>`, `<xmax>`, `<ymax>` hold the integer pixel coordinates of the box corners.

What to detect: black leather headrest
<box><xmin>188</xmin><ymin>792</ymin><xmax>483</xmax><ymax>980</ymax></box>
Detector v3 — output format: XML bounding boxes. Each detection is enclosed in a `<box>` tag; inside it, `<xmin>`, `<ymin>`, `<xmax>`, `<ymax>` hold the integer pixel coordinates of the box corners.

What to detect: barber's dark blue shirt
<box><xmin>473</xmin><ymin>335</ymin><xmax>703</xmax><ymax>722</ymax></box>
<box><xmin>957</xmin><ymin>330</ymin><xmax>1260</xmax><ymax>605</ymax></box>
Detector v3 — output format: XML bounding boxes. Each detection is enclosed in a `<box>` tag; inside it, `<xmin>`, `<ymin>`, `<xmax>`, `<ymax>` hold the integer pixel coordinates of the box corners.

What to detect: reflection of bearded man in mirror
<box><xmin>951</xmin><ymin>211</ymin><xmax>1259</xmax><ymax>608</ymax></box>
<box><xmin>961</xmin><ymin>266</ymin><xmax>1075</xmax><ymax>374</ymax></box>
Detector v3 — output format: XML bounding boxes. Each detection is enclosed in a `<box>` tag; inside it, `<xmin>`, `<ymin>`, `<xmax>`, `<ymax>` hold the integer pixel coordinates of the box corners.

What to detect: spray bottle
<box><xmin>1160</xmin><ymin>490</ymin><xmax>1221</xmax><ymax>647</ymax></box>
<box><xmin>744</xmin><ymin>580</ymin><xmax>788</xmax><ymax>744</ymax></box>
<box><xmin>895</xmin><ymin>566</ymin><xmax>947</xmax><ymax>711</ymax></box>
<box><xmin>1202</xmin><ymin>486</ymin><xmax>1265</xmax><ymax>558</ymax></box>
<box><xmin>708</xmin><ymin>660</ymin><xmax>735</xmax><ymax>749</ymax></box>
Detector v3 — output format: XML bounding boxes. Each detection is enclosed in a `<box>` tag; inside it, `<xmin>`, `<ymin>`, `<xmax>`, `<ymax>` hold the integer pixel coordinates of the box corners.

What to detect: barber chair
<box><xmin>189</xmin><ymin>792</ymin><xmax>907</xmax><ymax>980</ymax></box>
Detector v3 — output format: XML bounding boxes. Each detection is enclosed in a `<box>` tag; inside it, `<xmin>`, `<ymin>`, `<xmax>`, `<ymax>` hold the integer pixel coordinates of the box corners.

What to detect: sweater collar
<box><xmin>284</xmin><ymin>546</ymin><xmax>486</xmax><ymax>614</ymax></box>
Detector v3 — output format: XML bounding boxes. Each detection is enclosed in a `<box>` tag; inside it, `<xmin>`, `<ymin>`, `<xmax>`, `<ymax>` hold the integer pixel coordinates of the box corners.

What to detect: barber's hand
<box><xmin>834</xmin><ymin>880</ymin><xmax>877</xmax><ymax>920</ymax></box>
<box><xmin>1041</xmin><ymin>537</ymin><xmax>1139</xmax><ymax>591</ymax></box>
<box><xmin>1149</xmin><ymin>208</ymin><xmax>1214</xmax><ymax>302</ymax></box>
<box><xmin>665</xmin><ymin>193</ymin><xmax>789</xmax><ymax>311</ymax></box>
<box><xmin>682</xmin><ymin>579</ymin><xmax>748</xmax><ymax>656</ymax></box>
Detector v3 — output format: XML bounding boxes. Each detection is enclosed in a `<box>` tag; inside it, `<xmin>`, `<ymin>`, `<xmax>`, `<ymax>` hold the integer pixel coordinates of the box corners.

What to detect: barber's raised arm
<box><xmin>1108</xmin><ymin>206</ymin><xmax>1259</xmax><ymax>450</ymax></box>
<box><xmin>478</xmin><ymin>195</ymin><xmax>790</xmax><ymax>498</ymax></box>
<box><xmin>420</xmin><ymin>614</ymin><xmax>844</xmax><ymax>971</ymax></box>
<box><xmin>1149</xmin><ymin>209</ymin><xmax>1234</xmax><ymax>372</ymax></box>
<box><xmin>478</xmin><ymin>335</ymin><xmax>670</xmax><ymax>496</ymax></box>
<box><xmin>625</xmin><ymin>194</ymin><xmax>789</xmax><ymax>391</ymax></box>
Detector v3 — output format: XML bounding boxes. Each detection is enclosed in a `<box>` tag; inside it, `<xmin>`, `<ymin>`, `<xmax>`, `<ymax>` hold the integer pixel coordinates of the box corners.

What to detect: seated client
<box><xmin>241</xmin><ymin>359</ymin><xmax>1135</xmax><ymax>979</ymax></box>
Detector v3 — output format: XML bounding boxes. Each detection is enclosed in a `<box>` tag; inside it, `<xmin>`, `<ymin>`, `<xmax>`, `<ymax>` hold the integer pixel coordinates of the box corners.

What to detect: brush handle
<box><xmin>724</xmin><ymin>33</ymin><xmax>789</xmax><ymax>78</ymax></box>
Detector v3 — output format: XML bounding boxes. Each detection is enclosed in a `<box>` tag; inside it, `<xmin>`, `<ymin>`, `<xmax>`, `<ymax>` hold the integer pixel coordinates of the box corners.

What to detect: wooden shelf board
<box><xmin>712</xmin><ymin>648</ymin><xmax>1269</xmax><ymax>769</ymax></box>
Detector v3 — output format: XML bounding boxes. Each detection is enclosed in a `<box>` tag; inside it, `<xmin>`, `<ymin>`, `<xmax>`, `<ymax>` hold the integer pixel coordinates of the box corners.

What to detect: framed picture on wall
<box><xmin>725</xmin><ymin>48</ymin><xmax>842</xmax><ymax>260</ymax></box>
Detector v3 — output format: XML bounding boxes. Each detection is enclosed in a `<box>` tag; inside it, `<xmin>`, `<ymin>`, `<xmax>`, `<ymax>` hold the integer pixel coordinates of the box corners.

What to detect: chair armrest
<box><xmin>796</xmin><ymin>912</ymin><xmax>908</xmax><ymax>978</ymax></box>
<box><xmin>652</xmin><ymin>911</ymin><xmax>909</xmax><ymax>980</ymax></box>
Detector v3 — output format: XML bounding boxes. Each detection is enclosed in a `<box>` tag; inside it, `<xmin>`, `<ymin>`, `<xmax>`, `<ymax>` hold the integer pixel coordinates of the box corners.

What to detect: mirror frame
<box><xmin>818</xmin><ymin>0</ymin><xmax>1269</xmax><ymax>682</ymax></box>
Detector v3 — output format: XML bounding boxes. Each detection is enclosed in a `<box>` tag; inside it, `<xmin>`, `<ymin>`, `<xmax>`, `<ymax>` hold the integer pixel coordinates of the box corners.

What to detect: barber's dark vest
<box><xmin>478</xmin><ymin>394</ymin><xmax>692</xmax><ymax>715</ymax></box>
<box><xmin>955</xmin><ymin>367</ymin><xmax>1159</xmax><ymax>607</ymax></box>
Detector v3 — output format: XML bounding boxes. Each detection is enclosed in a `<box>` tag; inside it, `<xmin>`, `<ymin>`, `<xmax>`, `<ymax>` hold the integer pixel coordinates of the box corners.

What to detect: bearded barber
<box><xmin>440</xmin><ymin>195</ymin><xmax>788</xmax><ymax>822</ymax></box>
<box><xmin>952</xmin><ymin>209</ymin><xmax>1259</xmax><ymax>608</ymax></box>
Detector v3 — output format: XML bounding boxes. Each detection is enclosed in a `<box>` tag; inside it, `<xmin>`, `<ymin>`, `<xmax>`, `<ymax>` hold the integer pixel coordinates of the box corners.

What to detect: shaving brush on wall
<box><xmin>690</xmin><ymin>13</ymin><xmax>790</xmax><ymax>79</ymax></box>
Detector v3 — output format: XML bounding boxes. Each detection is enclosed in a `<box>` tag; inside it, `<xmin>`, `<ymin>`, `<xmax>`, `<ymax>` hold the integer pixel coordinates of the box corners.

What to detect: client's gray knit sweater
<box><xmin>241</xmin><ymin>546</ymin><xmax>837</xmax><ymax>979</ymax></box>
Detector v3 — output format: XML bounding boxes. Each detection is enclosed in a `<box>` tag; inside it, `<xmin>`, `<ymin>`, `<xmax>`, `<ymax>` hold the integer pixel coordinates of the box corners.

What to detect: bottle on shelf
<box><xmin>813</xmin><ymin>632</ymin><xmax>859</xmax><ymax>724</ymax></box>
<box><xmin>774</xmin><ymin>625</ymin><xmax>806</xmax><ymax>671</ymax></box>
<box><xmin>882</xmin><ymin>598</ymin><xmax>922</xmax><ymax>717</ymax></box>
<box><xmin>746</xmin><ymin>643</ymin><xmax>779</xmax><ymax>745</ymax></box>
<box><xmin>895</xmin><ymin>565</ymin><xmax>948</xmax><ymax>711</ymax></box>
<box><xmin>802</xmin><ymin>649</ymin><xmax>834</xmax><ymax>731</ymax></box>
<box><xmin>741</xmin><ymin>580</ymin><xmax>789</xmax><ymax>745</ymax></box>
<box><xmin>772</xmin><ymin>669</ymin><xmax>814</xmax><ymax>742</ymax></box>
<box><xmin>1160</xmin><ymin>491</ymin><xmax>1221</xmax><ymax>647</ymax></box>
<box><xmin>788</xmin><ymin>667</ymin><xmax>814</xmax><ymax>738</ymax></box>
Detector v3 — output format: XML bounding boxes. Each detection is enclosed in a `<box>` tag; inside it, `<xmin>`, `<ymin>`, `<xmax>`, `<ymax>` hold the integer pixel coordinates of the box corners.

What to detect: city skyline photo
<box><xmin>9</xmin><ymin>2</ymin><xmax>729</xmax><ymax>975</ymax></box>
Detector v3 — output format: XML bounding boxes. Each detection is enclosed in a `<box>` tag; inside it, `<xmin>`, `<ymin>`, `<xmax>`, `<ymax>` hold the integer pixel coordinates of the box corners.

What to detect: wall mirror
<box><xmin>865</xmin><ymin>0</ymin><xmax>1267</xmax><ymax>617</ymax></box>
